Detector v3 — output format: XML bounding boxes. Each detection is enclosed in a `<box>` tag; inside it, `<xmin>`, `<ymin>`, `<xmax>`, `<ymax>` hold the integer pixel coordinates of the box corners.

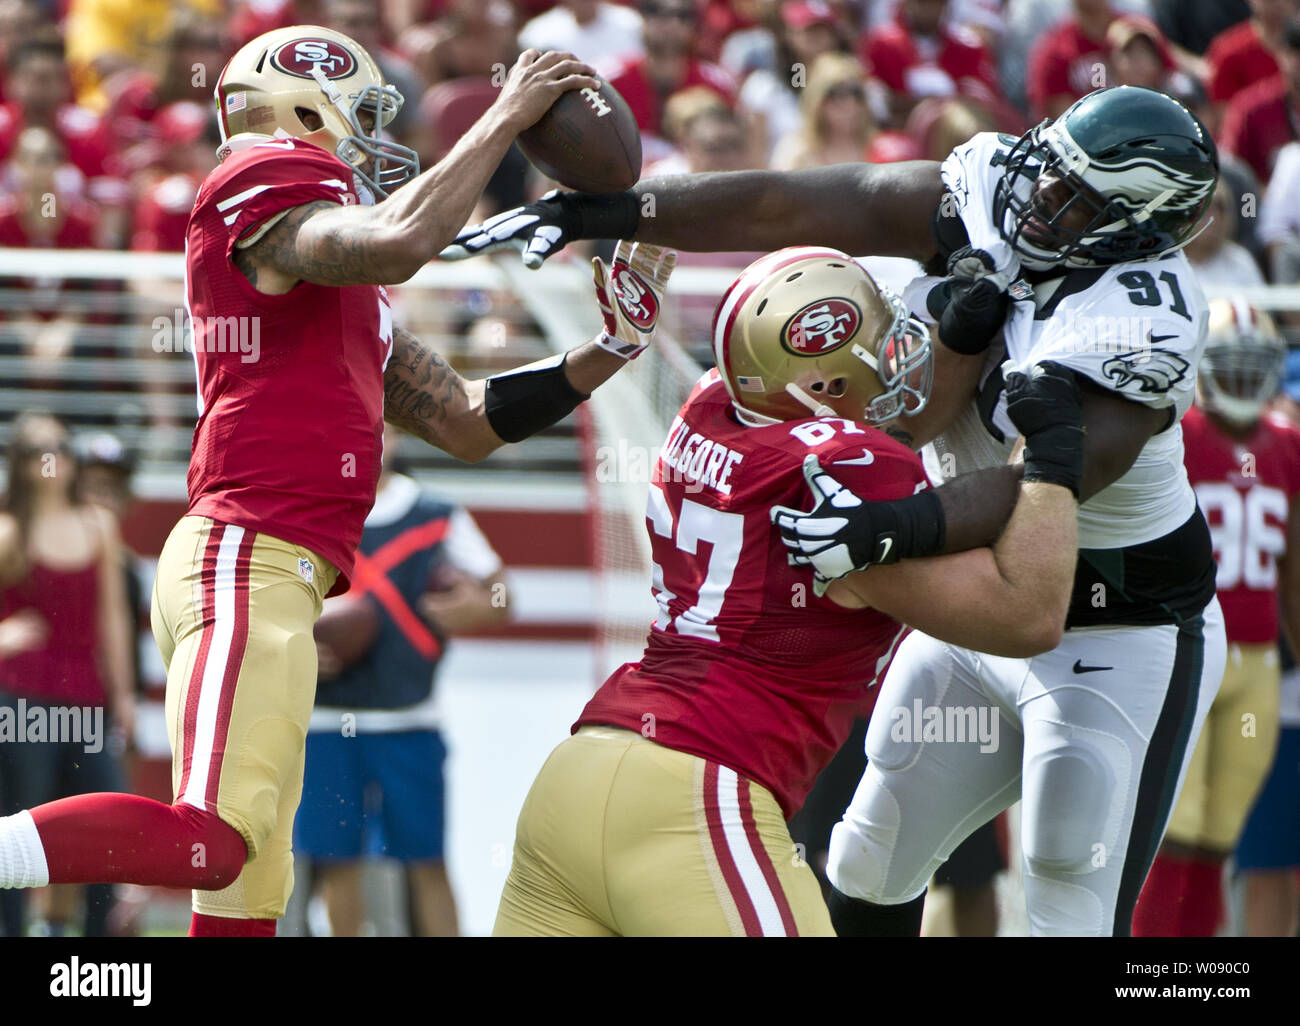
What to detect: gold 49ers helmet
<box><xmin>711</xmin><ymin>247</ymin><xmax>933</xmax><ymax>426</ymax></box>
<box><xmin>213</xmin><ymin>25</ymin><xmax>419</xmax><ymax>197</ymax></box>
<box><xmin>1198</xmin><ymin>298</ymin><xmax>1285</xmax><ymax>427</ymax></box>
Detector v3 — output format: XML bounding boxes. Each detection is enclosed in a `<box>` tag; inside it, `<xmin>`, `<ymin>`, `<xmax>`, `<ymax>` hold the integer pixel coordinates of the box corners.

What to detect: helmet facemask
<box><xmin>306</xmin><ymin>65</ymin><xmax>418</xmax><ymax>198</ymax></box>
<box><xmin>1198</xmin><ymin>338</ymin><xmax>1284</xmax><ymax>427</ymax></box>
<box><xmin>855</xmin><ymin>287</ymin><xmax>933</xmax><ymax>423</ymax></box>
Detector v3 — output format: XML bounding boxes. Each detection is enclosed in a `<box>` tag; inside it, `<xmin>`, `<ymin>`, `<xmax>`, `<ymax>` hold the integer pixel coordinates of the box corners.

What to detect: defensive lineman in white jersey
<box><xmin>778</xmin><ymin>87</ymin><xmax>1227</xmax><ymax>936</ymax></box>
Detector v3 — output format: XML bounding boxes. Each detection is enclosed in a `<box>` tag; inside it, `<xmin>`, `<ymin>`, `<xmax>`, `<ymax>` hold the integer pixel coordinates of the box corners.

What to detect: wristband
<box><xmin>861</xmin><ymin>488</ymin><xmax>947</xmax><ymax>563</ymax></box>
<box><xmin>485</xmin><ymin>353</ymin><xmax>590</xmax><ymax>443</ymax></box>
<box><xmin>592</xmin><ymin>329</ymin><xmax>647</xmax><ymax>360</ymax></box>
<box><xmin>1021</xmin><ymin>423</ymin><xmax>1085</xmax><ymax>498</ymax></box>
<box><xmin>560</xmin><ymin>190</ymin><xmax>641</xmax><ymax>241</ymax></box>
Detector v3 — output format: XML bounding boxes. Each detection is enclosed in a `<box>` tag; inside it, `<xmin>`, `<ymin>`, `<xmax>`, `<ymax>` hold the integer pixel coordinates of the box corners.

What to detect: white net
<box><xmin>499</xmin><ymin>258</ymin><xmax>724</xmax><ymax>684</ymax></box>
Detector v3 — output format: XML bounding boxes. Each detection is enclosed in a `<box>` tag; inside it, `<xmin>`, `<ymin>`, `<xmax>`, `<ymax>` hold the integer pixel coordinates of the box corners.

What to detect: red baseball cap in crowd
<box><xmin>1107</xmin><ymin>14</ymin><xmax>1175</xmax><ymax>71</ymax></box>
<box><xmin>782</xmin><ymin>0</ymin><xmax>837</xmax><ymax>30</ymax></box>
<box><xmin>155</xmin><ymin>101</ymin><xmax>208</xmax><ymax>146</ymax></box>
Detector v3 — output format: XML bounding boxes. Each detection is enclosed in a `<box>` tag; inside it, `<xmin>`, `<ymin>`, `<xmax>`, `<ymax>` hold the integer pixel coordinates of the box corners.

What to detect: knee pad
<box><xmin>826</xmin><ymin>779</ymin><xmax>926</xmax><ymax>906</ymax></box>
<box><xmin>1021</xmin><ymin>730</ymin><xmax>1127</xmax><ymax>876</ymax></box>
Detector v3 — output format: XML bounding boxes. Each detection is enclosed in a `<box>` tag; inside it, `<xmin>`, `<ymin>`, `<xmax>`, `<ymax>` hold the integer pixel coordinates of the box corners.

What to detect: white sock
<box><xmin>0</xmin><ymin>811</ymin><xmax>51</xmax><ymax>888</ymax></box>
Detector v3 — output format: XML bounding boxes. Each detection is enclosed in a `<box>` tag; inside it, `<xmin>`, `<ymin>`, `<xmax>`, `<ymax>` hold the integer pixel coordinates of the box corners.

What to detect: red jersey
<box><xmin>0</xmin><ymin>193</ymin><xmax>98</xmax><ymax>248</ymax></box>
<box><xmin>1026</xmin><ymin>17</ymin><xmax>1113</xmax><ymax>119</ymax></box>
<box><xmin>0</xmin><ymin>194</ymin><xmax>101</xmax><ymax>322</ymax></box>
<box><xmin>0</xmin><ymin>101</ymin><xmax>127</xmax><ymax>205</ymax></box>
<box><xmin>1207</xmin><ymin>20</ymin><xmax>1278</xmax><ymax>105</ymax></box>
<box><xmin>606</xmin><ymin>56</ymin><xmax>736</xmax><ymax>137</ymax></box>
<box><xmin>185</xmin><ymin>138</ymin><xmax>392</xmax><ymax>594</ymax></box>
<box><xmin>575</xmin><ymin>371</ymin><xmax>926</xmax><ymax>817</ymax></box>
<box><xmin>1221</xmin><ymin>75</ymin><xmax>1296</xmax><ymax>182</ymax></box>
<box><xmin>0</xmin><ymin>561</ymin><xmax>104</xmax><ymax>704</ymax></box>
<box><xmin>131</xmin><ymin>172</ymin><xmax>199</xmax><ymax>252</ymax></box>
<box><xmin>861</xmin><ymin>12</ymin><xmax>999</xmax><ymax>102</ymax></box>
<box><xmin>1182</xmin><ymin>405</ymin><xmax>1300</xmax><ymax>644</ymax></box>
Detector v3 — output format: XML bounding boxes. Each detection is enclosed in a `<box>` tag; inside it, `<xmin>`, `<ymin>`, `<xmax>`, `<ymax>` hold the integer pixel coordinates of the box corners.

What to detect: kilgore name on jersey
<box><xmin>660</xmin><ymin>416</ymin><xmax>745</xmax><ymax>496</ymax></box>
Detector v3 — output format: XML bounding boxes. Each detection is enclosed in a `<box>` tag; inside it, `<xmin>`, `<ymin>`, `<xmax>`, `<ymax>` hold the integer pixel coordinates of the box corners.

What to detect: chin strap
<box><xmin>729</xmin><ymin>383</ymin><xmax>838</xmax><ymax>427</ymax></box>
<box><xmin>785</xmin><ymin>382</ymin><xmax>837</xmax><ymax>418</ymax></box>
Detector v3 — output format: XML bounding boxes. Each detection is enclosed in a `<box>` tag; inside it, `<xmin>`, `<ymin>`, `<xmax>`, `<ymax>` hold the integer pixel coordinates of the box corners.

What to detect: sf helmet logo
<box><xmin>783</xmin><ymin>298</ymin><xmax>861</xmax><ymax>355</ymax></box>
<box><xmin>612</xmin><ymin>262</ymin><xmax>657</xmax><ymax>329</ymax></box>
<box><xmin>271</xmin><ymin>38</ymin><xmax>358</xmax><ymax>80</ymax></box>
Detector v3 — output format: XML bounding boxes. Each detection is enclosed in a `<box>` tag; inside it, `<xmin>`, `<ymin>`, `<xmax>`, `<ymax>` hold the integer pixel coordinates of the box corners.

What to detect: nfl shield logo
<box><xmin>1008</xmin><ymin>279</ymin><xmax>1033</xmax><ymax>302</ymax></box>
<box><xmin>298</xmin><ymin>558</ymin><xmax>314</xmax><ymax>584</ymax></box>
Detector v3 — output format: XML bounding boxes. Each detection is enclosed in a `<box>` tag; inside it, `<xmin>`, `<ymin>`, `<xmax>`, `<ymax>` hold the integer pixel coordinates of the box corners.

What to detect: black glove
<box><xmin>771</xmin><ymin>455</ymin><xmax>946</xmax><ymax>596</ymax></box>
<box><xmin>439</xmin><ymin>190</ymin><xmax>639</xmax><ymax>269</ymax></box>
<box><xmin>1004</xmin><ymin>360</ymin><xmax>1086</xmax><ymax>497</ymax></box>
<box><xmin>926</xmin><ymin>246</ymin><xmax>1013</xmax><ymax>356</ymax></box>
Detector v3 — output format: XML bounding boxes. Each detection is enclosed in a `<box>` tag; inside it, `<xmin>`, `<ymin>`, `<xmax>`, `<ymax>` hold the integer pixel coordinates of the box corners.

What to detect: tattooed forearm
<box><xmin>384</xmin><ymin>326</ymin><xmax>464</xmax><ymax>444</ymax></box>
<box><xmin>383</xmin><ymin>325</ymin><xmax>501</xmax><ymax>461</ymax></box>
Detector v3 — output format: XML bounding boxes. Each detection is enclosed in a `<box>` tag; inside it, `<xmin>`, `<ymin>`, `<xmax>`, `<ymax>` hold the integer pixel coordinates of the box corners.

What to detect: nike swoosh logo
<box><xmin>1072</xmin><ymin>659</ymin><xmax>1112</xmax><ymax>674</ymax></box>
<box><xmin>876</xmin><ymin>536</ymin><xmax>893</xmax><ymax>562</ymax></box>
<box><xmin>1148</xmin><ymin>333</ymin><xmax>1178</xmax><ymax>344</ymax></box>
<box><xmin>833</xmin><ymin>449</ymin><xmax>876</xmax><ymax>467</ymax></box>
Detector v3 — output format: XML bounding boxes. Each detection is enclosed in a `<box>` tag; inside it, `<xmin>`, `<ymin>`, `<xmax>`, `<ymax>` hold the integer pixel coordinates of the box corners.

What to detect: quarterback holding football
<box><xmin>0</xmin><ymin>26</ymin><xmax>674</xmax><ymax>936</ymax></box>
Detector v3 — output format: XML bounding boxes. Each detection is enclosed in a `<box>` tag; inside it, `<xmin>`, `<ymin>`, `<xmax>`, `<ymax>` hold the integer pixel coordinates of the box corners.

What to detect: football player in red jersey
<box><xmin>494</xmin><ymin>247</ymin><xmax>1085</xmax><ymax>936</ymax></box>
<box><xmin>1132</xmin><ymin>299</ymin><xmax>1300</xmax><ymax>936</ymax></box>
<box><xmin>0</xmin><ymin>26</ymin><xmax>678</xmax><ymax>937</ymax></box>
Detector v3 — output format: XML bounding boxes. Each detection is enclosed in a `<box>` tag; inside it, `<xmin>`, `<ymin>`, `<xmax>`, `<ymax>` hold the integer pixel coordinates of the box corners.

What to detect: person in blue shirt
<box><xmin>296</xmin><ymin>425</ymin><xmax>510</xmax><ymax>936</ymax></box>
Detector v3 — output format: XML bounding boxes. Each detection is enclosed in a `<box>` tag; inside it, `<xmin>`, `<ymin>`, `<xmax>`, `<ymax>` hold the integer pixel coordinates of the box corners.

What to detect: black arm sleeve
<box><xmin>484</xmin><ymin>354</ymin><xmax>589</xmax><ymax>444</ymax></box>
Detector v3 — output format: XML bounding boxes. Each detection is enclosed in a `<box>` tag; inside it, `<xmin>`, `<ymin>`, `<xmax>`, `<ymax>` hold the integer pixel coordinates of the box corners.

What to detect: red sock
<box><xmin>30</xmin><ymin>793</ymin><xmax>246</xmax><ymax>889</ymax></box>
<box><xmin>189</xmin><ymin>913</ymin><xmax>277</xmax><ymax>937</ymax></box>
<box><xmin>1179</xmin><ymin>856</ymin><xmax>1225</xmax><ymax>936</ymax></box>
<box><xmin>1132</xmin><ymin>852</ymin><xmax>1190</xmax><ymax>936</ymax></box>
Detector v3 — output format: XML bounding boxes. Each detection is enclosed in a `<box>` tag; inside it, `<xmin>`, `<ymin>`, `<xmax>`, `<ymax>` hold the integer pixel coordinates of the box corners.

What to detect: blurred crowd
<box><xmin>0</xmin><ymin>0</ymin><xmax>1297</xmax><ymax>418</ymax></box>
<box><xmin>0</xmin><ymin>0</ymin><xmax>1298</xmax><ymax>277</ymax></box>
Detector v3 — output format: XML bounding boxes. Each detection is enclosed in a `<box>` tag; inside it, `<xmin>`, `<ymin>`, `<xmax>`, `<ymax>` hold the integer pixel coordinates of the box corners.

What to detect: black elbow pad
<box><xmin>484</xmin><ymin>354</ymin><xmax>590</xmax><ymax>444</ymax></box>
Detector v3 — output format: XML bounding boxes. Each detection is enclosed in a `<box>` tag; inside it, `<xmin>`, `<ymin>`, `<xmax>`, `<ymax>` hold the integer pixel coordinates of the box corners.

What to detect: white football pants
<box><xmin>827</xmin><ymin>597</ymin><xmax>1226</xmax><ymax>936</ymax></box>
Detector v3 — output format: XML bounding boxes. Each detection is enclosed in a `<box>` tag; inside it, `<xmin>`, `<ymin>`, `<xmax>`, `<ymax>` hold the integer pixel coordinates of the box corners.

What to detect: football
<box><xmin>516</xmin><ymin>79</ymin><xmax>642</xmax><ymax>193</ymax></box>
<box><xmin>314</xmin><ymin>595</ymin><xmax>381</xmax><ymax>669</ymax></box>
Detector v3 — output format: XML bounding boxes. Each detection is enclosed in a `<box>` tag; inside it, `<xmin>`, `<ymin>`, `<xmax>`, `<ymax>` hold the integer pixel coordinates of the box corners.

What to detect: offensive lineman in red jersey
<box><xmin>495</xmin><ymin>247</ymin><xmax>1085</xmax><ymax>936</ymax></box>
<box><xmin>1133</xmin><ymin>299</ymin><xmax>1300</xmax><ymax>936</ymax></box>
<box><xmin>0</xmin><ymin>26</ymin><xmax>679</xmax><ymax>936</ymax></box>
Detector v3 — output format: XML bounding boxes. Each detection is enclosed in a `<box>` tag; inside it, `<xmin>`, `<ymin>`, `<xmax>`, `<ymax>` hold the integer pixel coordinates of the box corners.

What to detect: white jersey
<box><xmin>926</xmin><ymin>131</ymin><xmax>1210</xmax><ymax>549</ymax></box>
